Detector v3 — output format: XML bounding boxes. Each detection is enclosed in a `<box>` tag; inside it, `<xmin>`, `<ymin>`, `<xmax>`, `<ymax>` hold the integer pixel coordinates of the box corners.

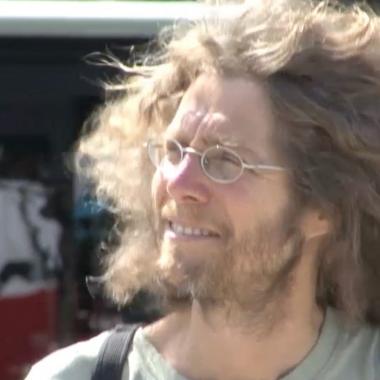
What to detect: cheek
<box><xmin>216</xmin><ymin>183</ymin><xmax>256</xmax><ymax>236</ymax></box>
<box><xmin>221</xmin><ymin>179</ymin><xmax>288</xmax><ymax>236</ymax></box>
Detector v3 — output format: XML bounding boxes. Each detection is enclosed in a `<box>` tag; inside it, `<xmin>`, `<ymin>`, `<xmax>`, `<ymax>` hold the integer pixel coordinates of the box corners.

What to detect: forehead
<box><xmin>165</xmin><ymin>74</ymin><xmax>279</xmax><ymax>161</ymax></box>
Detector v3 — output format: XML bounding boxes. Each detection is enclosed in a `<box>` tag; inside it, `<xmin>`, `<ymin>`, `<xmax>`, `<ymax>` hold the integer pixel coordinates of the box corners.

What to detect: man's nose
<box><xmin>164</xmin><ymin>154</ymin><xmax>210</xmax><ymax>203</ymax></box>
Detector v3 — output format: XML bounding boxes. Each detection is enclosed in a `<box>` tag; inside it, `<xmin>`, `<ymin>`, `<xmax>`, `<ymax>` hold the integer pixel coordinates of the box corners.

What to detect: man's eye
<box><xmin>221</xmin><ymin>152</ymin><xmax>241</xmax><ymax>166</ymax></box>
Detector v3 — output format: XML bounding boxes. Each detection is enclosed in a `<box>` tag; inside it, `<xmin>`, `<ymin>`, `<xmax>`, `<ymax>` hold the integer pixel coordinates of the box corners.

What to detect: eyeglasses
<box><xmin>147</xmin><ymin>138</ymin><xmax>286</xmax><ymax>184</ymax></box>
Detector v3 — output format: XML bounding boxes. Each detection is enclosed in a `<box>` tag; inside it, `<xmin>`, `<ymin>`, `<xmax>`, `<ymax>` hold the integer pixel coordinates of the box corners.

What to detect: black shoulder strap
<box><xmin>92</xmin><ymin>323</ymin><xmax>142</xmax><ymax>380</ymax></box>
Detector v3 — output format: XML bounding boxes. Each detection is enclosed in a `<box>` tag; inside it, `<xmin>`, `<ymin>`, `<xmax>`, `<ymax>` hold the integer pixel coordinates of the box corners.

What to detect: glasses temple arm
<box><xmin>243</xmin><ymin>163</ymin><xmax>287</xmax><ymax>172</ymax></box>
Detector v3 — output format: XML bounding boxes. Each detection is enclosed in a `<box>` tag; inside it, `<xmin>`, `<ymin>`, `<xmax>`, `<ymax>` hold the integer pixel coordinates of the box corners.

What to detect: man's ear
<box><xmin>299</xmin><ymin>208</ymin><xmax>333</xmax><ymax>241</ymax></box>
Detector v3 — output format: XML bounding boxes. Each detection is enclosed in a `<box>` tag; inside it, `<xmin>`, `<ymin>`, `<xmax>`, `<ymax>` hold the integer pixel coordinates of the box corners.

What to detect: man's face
<box><xmin>151</xmin><ymin>74</ymin><xmax>303</xmax><ymax>309</ymax></box>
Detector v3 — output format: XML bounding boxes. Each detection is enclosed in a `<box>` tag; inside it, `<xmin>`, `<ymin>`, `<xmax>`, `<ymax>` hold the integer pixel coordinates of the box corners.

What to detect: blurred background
<box><xmin>0</xmin><ymin>1</ymin><xmax>379</xmax><ymax>379</ymax></box>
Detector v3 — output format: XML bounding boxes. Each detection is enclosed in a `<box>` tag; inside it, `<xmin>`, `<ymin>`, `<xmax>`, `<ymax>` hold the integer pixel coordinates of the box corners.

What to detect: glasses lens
<box><xmin>148</xmin><ymin>139</ymin><xmax>182</xmax><ymax>169</ymax></box>
<box><xmin>203</xmin><ymin>146</ymin><xmax>243</xmax><ymax>182</ymax></box>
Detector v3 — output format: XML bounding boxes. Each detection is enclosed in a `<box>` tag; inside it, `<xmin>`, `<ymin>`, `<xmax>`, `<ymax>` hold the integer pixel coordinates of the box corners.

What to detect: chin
<box><xmin>158</xmin><ymin>246</ymin><xmax>204</xmax><ymax>281</ymax></box>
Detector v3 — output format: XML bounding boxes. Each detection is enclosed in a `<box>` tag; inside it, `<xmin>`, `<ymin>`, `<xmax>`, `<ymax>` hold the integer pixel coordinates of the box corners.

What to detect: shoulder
<box><xmin>25</xmin><ymin>331</ymin><xmax>111</xmax><ymax>380</ymax></box>
<box><xmin>340</xmin><ymin>320</ymin><xmax>380</xmax><ymax>357</ymax></box>
<box><xmin>331</xmin><ymin>314</ymin><xmax>380</xmax><ymax>378</ymax></box>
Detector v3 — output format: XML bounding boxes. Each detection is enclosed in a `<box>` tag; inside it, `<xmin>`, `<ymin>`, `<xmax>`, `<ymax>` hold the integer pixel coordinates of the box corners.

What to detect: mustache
<box><xmin>161</xmin><ymin>204</ymin><xmax>207</xmax><ymax>221</ymax></box>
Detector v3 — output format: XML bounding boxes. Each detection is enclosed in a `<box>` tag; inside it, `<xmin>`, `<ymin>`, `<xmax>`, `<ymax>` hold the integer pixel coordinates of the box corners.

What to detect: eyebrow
<box><xmin>163</xmin><ymin>131</ymin><xmax>263</xmax><ymax>162</ymax></box>
<box><xmin>200</xmin><ymin>133</ymin><xmax>238</xmax><ymax>147</ymax></box>
<box><xmin>201</xmin><ymin>133</ymin><xmax>262</xmax><ymax>160</ymax></box>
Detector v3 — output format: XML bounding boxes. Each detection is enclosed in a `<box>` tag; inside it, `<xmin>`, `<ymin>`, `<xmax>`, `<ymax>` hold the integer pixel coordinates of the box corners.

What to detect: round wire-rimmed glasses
<box><xmin>147</xmin><ymin>138</ymin><xmax>286</xmax><ymax>184</ymax></box>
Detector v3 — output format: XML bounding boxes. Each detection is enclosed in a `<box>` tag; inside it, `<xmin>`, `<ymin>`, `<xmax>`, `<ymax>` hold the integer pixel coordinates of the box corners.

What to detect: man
<box><xmin>26</xmin><ymin>0</ymin><xmax>380</xmax><ymax>379</ymax></box>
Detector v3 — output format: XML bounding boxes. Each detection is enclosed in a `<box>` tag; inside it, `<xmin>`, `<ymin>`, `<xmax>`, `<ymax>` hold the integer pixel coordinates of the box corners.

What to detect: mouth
<box><xmin>164</xmin><ymin>220</ymin><xmax>220</xmax><ymax>240</ymax></box>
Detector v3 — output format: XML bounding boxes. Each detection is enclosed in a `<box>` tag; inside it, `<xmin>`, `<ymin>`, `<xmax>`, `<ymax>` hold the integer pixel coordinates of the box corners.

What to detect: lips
<box><xmin>170</xmin><ymin>222</ymin><xmax>215</xmax><ymax>237</ymax></box>
<box><xmin>165</xmin><ymin>220</ymin><xmax>219</xmax><ymax>238</ymax></box>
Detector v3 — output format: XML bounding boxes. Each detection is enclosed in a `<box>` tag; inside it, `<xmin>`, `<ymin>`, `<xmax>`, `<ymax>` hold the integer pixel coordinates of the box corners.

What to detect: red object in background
<box><xmin>0</xmin><ymin>287</ymin><xmax>57</xmax><ymax>380</ymax></box>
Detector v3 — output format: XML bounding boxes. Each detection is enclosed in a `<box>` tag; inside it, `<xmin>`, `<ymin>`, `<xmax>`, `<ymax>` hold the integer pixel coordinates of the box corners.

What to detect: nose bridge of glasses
<box><xmin>163</xmin><ymin>144</ymin><xmax>207</xmax><ymax>188</ymax></box>
<box><xmin>177</xmin><ymin>146</ymin><xmax>204</xmax><ymax>175</ymax></box>
<box><xmin>182</xmin><ymin>146</ymin><xmax>203</xmax><ymax>160</ymax></box>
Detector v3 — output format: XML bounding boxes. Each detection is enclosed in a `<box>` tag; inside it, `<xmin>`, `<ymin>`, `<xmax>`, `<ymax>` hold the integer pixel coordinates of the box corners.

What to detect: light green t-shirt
<box><xmin>25</xmin><ymin>308</ymin><xmax>380</xmax><ymax>380</ymax></box>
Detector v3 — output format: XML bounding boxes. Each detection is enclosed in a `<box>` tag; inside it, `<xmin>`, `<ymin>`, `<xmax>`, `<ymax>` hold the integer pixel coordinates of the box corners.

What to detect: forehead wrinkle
<box><xmin>192</xmin><ymin>112</ymin><xmax>237</xmax><ymax>147</ymax></box>
<box><xmin>165</xmin><ymin>109</ymin><xmax>206</xmax><ymax>141</ymax></box>
<box><xmin>181</xmin><ymin>110</ymin><xmax>205</xmax><ymax>131</ymax></box>
<box><xmin>197</xmin><ymin>117</ymin><xmax>264</xmax><ymax>162</ymax></box>
<box><xmin>166</xmin><ymin>108</ymin><xmax>263</xmax><ymax>161</ymax></box>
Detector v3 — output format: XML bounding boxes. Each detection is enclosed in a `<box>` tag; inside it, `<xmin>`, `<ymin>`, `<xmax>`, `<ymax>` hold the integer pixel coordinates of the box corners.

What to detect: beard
<box><xmin>154</xmin><ymin>201</ymin><xmax>305</xmax><ymax>328</ymax></box>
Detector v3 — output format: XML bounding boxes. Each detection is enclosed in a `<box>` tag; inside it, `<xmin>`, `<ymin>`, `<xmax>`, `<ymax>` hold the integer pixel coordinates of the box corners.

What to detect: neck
<box><xmin>145</xmin><ymin>246</ymin><xmax>324</xmax><ymax>380</ymax></box>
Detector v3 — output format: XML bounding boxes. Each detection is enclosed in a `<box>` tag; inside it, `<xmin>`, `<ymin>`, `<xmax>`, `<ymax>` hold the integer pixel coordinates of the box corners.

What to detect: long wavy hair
<box><xmin>77</xmin><ymin>0</ymin><xmax>380</xmax><ymax>324</ymax></box>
